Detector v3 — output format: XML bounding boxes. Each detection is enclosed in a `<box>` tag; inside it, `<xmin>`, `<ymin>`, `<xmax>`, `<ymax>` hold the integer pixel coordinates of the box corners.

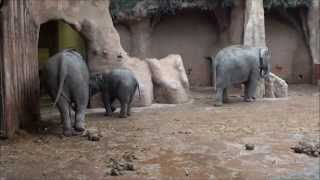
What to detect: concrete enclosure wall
<box><xmin>116</xmin><ymin>7</ymin><xmax>314</xmax><ymax>86</ymax></box>
<box><xmin>265</xmin><ymin>12</ymin><xmax>312</xmax><ymax>83</ymax></box>
<box><xmin>115</xmin><ymin>10</ymin><xmax>226</xmax><ymax>87</ymax></box>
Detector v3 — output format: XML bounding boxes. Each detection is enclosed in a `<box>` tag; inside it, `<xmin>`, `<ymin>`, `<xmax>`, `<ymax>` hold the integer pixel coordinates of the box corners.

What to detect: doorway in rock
<box><xmin>38</xmin><ymin>20</ymin><xmax>87</xmax><ymax>114</ymax></box>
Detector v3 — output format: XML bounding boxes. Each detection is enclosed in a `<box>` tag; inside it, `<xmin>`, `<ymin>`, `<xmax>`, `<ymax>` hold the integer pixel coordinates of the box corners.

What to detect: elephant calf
<box><xmin>90</xmin><ymin>68</ymin><xmax>140</xmax><ymax>118</ymax></box>
<box><xmin>206</xmin><ymin>45</ymin><xmax>271</xmax><ymax>106</ymax></box>
<box><xmin>41</xmin><ymin>49</ymin><xmax>89</xmax><ymax>136</ymax></box>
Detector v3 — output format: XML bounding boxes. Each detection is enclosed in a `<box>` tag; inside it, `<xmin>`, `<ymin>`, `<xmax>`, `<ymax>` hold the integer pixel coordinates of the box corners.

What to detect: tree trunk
<box><xmin>0</xmin><ymin>0</ymin><xmax>40</xmax><ymax>138</ymax></box>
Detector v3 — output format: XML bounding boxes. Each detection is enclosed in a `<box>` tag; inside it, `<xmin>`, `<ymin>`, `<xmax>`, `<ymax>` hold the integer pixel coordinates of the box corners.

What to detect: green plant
<box><xmin>110</xmin><ymin>0</ymin><xmax>235</xmax><ymax>18</ymax></box>
<box><xmin>263</xmin><ymin>0</ymin><xmax>312</xmax><ymax>9</ymax></box>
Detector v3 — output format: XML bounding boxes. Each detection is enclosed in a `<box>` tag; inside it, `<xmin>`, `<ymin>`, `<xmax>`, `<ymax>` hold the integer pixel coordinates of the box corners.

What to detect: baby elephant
<box><xmin>90</xmin><ymin>68</ymin><xmax>140</xmax><ymax>118</ymax></box>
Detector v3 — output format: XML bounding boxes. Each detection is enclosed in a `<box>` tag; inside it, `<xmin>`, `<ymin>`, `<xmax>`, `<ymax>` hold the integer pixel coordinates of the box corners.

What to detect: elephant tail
<box><xmin>204</xmin><ymin>56</ymin><xmax>216</xmax><ymax>91</ymax></box>
<box><xmin>53</xmin><ymin>58</ymin><xmax>68</xmax><ymax>107</ymax></box>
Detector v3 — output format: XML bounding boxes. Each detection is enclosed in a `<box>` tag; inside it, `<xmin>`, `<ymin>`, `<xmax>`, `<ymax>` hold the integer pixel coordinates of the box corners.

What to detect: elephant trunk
<box><xmin>259</xmin><ymin>48</ymin><xmax>271</xmax><ymax>79</ymax></box>
<box><xmin>260</xmin><ymin>63</ymin><xmax>270</xmax><ymax>78</ymax></box>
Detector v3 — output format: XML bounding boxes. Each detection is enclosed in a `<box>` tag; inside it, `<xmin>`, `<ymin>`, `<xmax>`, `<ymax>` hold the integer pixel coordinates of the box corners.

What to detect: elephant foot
<box><xmin>214</xmin><ymin>102</ymin><xmax>223</xmax><ymax>107</ymax></box>
<box><xmin>223</xmin><ymin>99</ymin><xmax>230</xmax><ymax>103</ymax></box>
<box><xmin>244</xmin><ymin>98</ymin><xmax>254</xmax><ymax>102</ymax></box>
<box><xmin>63</xmin><ymin>128</ymin><xmax>83</xmax><ymax>136</ymax></box>
<box><xmin>75</xmin><ymin>122</ymin><xmax>86</xmax><ymax>132</ymax></box>
<box><xmin>119</xmin><ymin>114</ymin><xmax>127</xmax><ymax>118</ymax></box>
<box><xmin>104</xmin><ymin>112</ymin><xmax>112</xmax><ymax>116</ymax></box>
<box><xmin>63</xmin><ymin>128</ymin><xmax>73</xmax><ymax>137</ymax></box>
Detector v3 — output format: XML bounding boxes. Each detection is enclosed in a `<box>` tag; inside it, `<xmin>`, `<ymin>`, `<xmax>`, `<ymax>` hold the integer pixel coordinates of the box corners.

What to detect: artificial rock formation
<box><xmin>265</xmin><ymin>73</ymin><xmax>288</xmax><ymax>98</ymax></box>
<box><xmin>32</xmin><ymin>0</ymin><xmax>189</xmax><ymax>107</ymax></box>
<box><xmin>244</xmin><ymin>0</ymin><xmax>288</xmax><ymax>98</ymax></box>
<box><xmin>0</xmin><ymin>0</ymin><xmax>191</xmax><ymax>137</ymax></box>
<box><xmin>146</xmin><ymin>55</ymin><xmax>190</xmax><ymax>104</ymax></box>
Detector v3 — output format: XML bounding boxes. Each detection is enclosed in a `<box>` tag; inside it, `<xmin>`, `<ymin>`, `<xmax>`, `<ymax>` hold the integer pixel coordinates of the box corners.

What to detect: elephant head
<box><xmin>259</xmin><ymin>47</ymin><xmax>271</xmax><ymax>78</ymax></box>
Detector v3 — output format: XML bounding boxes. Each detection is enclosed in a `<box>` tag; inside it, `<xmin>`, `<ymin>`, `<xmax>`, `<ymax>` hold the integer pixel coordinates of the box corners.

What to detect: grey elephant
<box><xmin>206</xmin><ymin>45</ymin><xmax>271</xmax><ymax>106</ymax></box>
<box><xmin>89</xmin><ymin>68</ymin><xmax>140</xmax><ymax>118</ymax></box>
<box><xmin>41</xmin><ymin>49</ymin><xmax>89</xmax><ymax>136</ymax></box>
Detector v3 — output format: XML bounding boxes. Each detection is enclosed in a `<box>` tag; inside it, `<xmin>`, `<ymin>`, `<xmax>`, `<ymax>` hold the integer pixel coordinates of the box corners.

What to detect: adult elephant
<box><xmin>206</xmin><ymin>45</ymin><xmax>271</xmax><ymax>106</ymax></box>
<box><xmin>89</xmin><ymin>68</ymin><xmax>140</xmax><ymax>118</ymax></box>
<box><xmin>41</xmin><ymin>49</ymin><xmax>89</xmax><ymax>136</ymax></box>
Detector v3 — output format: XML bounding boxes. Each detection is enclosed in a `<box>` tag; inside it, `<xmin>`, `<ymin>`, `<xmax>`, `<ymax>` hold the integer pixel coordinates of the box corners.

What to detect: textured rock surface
<box><xmin>146</xmin><ymin>55</ymin><xmax>190</xmax><ymax>104</ymax></box>
<box><xmin>32</xmin><ymin>0</ymin><xmax>127</xmax><ymax>73</ymax></box>
<box><xmin>244</xmin><ymin>0</ymin><xmax>265</xmax><ymax>47</ymax></box>
<box><xmin>268</xmin><ymin>73</ymin><xmax>288</xmax><ymax>98</ymax></box>
<box><xmin>244</xmin><ymin>0</ymin><xmax>288</xmax><ymax>98</ymax></box>
<box><xmin>308</xmin><ymin>0</ymin><xmax>320</xmax><ymax>84</ymax></box>
<box><xmin>30</xmin><ymin>0</ymin><xmax>190</xmax><ymax>107</ymax></box>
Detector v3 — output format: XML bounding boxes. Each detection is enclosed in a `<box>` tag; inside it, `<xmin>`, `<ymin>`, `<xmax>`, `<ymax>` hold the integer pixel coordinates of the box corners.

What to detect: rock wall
<box><xmin>115</xmin><ymin>0</ymin><xmax>319</xmax><ymax>86</ymax></box>
<box><xmin>31</xmin><ymin>0</ymin><xmax>190</xmax><ymax>107</ymax></box>
<box><xmin>149</xmin><ymin>10</ymin><xmax>223</xmax><ymax>87</ymax></box>
<box><xmin>265</xmin><ymin>12</ymin><xmax>312</xmax><ymax>83</ymax></box>
<box><xmin>31</xmin><ymin>0</ymin><xmax>126</xmax><ymax>72</ymax></box>
<box><xmin>307</xmin><ymin>0</ymin><xmax>320</xmax><ymax>84</ymax></box>
<box><xmin>146</xmin><ymin>55</ymin><xmax>190</xmax><ymax>104</ymax></box>
<box><xmin>115</xmin><ymin>8</ymin><xmax>243</xmax><ymax>86</ymax></box>
<box><xmin>244</xmin><ymin>0</ymin><xmax>288</xmax><ymax>98</ymax></box>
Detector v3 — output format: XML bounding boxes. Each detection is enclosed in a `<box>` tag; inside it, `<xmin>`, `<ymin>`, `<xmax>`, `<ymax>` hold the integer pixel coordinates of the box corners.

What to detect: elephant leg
<box><xmin>74</xmin><ymin>106</ymin><xmax>86</xmax><ymax>132</ymax></box>
<box><xmin>246</xmin><ymin>79</ymin><xmax>258</xmax><ymax>102</ymax></box>
<box><xmin>214</xmin><ymin>87</ymin><xmax>224</xmax><ymax>106</ymax></box>
<box><xmin>244</xmin><ymin>82</ymin><xmax>250</xmax><ymax>102</ymax></box>
<box><xmin>223</xmin><ymin>88</ymin><xmax>229</xmax><ymax>103</ymax></box>
<box><xmin>110</xmin><ymin>97</ymin><xmax>116</xmax><ymax>112</ymax></box>
<box><xmin>103</xmin><ymin>94</ymin><xmax>113</xmax><ymax>116</ymax></box>
<box><xmin>119</xmin><ymin>101</ymin><xmax>128</xmax><ymax>118</ymax></box>
<box><xmin>127</xmin><ymin>94</ymin><xmax>135</xmax><ymax>116</ymax></box>
<box><xmin>56</xmin><ymin>98</ymin><xmax>73</xmax><ymax>136</ymax></box>
<box><xmin>74</xmin><ymin>91</ymin><xmax>89</xmax><ymax>132</ymax></box>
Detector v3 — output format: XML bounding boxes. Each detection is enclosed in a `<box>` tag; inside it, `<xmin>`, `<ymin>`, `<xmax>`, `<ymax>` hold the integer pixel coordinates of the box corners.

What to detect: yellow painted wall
<box><xmin>58</xmin><ymin>22</ymin><xmax>86</xmax><ymax>58</ymax></box>
<box><xmin>38</xmin><ymin>21</ymin><xmax>86</xmax><ymax>67</ymax></box>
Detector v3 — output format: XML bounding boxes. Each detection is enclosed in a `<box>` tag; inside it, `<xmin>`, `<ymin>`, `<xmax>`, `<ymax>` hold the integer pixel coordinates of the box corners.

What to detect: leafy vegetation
<box><xmin>110</xmin><ymin>0</ymin><xmax>234</xmax><ymax>18</ymax></box>
<box><xmin>110</xmin><ymin>0</ymin><xmax>313</xmax><ymax>19</ymax></box>
<box><xmin>263</xmin><ymin>0</ymin><xmax>312</xmax><ymax>9</ymax></box>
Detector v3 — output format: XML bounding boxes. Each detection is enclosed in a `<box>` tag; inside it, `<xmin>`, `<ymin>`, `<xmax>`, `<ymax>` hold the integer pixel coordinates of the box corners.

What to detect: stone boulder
<box><xmin>254</xmin><ymin>73</ymin><xmax>288</xmax><ymax>98</ymax></box>
<box><xmin>265</xmin><ymin>73</ymin><xmax>288</xmax><ymax>98</ymax></box>
<box><xmin>146</xmin><ymin>55</ymin><xmax>190</xmax><ymax>104</ymax></box>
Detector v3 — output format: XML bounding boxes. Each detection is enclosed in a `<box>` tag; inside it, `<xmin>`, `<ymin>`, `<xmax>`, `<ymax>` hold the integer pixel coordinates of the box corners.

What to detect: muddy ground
<box><xmin>0</xmin><ymin>84</ymin><xmax>319</xmax><ymax>180</ymax></box>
